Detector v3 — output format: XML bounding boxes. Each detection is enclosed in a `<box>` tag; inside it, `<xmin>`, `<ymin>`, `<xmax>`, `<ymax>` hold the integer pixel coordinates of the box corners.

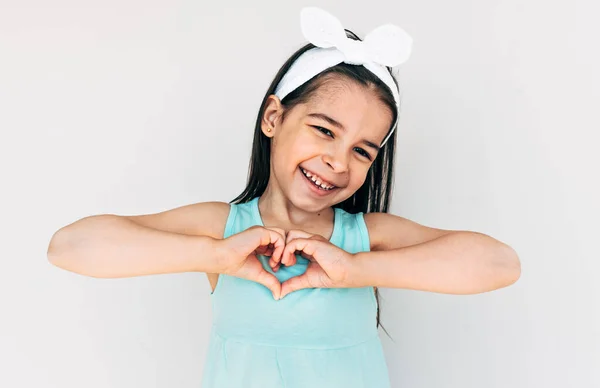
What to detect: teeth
<box><xmin>301</xmin><ymin>168</ymin><xmax>335</xmax><ymax>190</ymax></box>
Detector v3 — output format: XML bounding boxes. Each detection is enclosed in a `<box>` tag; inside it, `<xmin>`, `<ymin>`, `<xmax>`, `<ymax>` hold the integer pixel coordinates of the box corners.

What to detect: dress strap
<box><xmin>223</xmin><ymin>202</ymin><xmax>238</xmax><ymax>239</ymax></box>
<box><xmin>355</xmin><ymin>212</ymin><xmax>371</xmax><ymax>252</ymax></box>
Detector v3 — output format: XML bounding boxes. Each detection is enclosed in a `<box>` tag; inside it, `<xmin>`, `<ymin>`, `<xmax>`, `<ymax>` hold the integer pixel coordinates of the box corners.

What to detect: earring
<box><xmin>267</xmin><ymin>128</ymin><xmax>272</xmax><ymax>132</ymax></box>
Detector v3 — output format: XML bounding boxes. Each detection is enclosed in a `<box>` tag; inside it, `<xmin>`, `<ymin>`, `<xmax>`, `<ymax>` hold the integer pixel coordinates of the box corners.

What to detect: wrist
<box><xmin>348</xmin><ymin>251</ymin><xmax>376</xmax><ymax>288</ymax></box>
<box><xmin>194</xmin><ymin>235</ymin><xmax>224</xmax><ymax>273</ymax></box>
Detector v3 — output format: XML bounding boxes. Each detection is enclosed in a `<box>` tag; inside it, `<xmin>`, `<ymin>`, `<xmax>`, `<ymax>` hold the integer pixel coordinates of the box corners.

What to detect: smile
<box><xmin>300</xmin><ymin>167</ymin><xmax>337</xmax><ymax>191</ymax></box>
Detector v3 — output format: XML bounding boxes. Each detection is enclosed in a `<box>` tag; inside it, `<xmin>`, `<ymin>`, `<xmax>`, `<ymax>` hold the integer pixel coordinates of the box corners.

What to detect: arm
<box><xmin>353</xmin><ymin>213</ymin><xmax>521</xmax><ymax>294</ymax></box>
<box><xmin>47</xmin><ymin>201</ymin><xmax>230</xmax><ymax>278</ymax></box>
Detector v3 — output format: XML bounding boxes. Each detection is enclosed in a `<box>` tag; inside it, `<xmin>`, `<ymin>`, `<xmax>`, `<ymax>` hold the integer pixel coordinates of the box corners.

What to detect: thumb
<box><xmin>255</xmin><ymin>269</ymin><xmax>282</xmax><ymax>300</ymax></box>
<box><xmin>280</xmin><ymin>274</ymin><xmax>312</xmax><ymax>299</ymax></box>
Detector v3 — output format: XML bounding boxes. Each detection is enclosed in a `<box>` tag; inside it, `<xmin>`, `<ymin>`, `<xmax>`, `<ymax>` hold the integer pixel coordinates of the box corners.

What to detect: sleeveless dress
<box><xmin>201</xmin><ymin>197</ymin><xmax>390</xmax><ymax>388</ymax></box>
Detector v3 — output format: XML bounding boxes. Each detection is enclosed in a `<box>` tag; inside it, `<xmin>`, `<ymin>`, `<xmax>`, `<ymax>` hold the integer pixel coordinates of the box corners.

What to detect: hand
<box><xmin>215</xmin><ymin>225</ymin><xmax>286</xmax><ymax>299</ymax></box>
<box><xmin>270</xmin><ymin>230</ymin><xmax>356</xmax><ymax>299</ymax></box>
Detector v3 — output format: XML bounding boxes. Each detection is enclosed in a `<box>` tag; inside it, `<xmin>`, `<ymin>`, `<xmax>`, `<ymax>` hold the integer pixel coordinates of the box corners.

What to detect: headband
<box><xmin>274</xmin><ymin>7</ymin><xmax>413</xmax><ymax>146</ymax></box>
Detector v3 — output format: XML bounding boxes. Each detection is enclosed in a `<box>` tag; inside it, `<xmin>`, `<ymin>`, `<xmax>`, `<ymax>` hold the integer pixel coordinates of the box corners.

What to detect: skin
<box><xmin>257</xmin><ymin>76</ymin><xmax>393</xmax><ymax>236</ymax></box>
<box><xmin>47</xmin><ymin>71</ymin><xmax>520</xmax><ymax>298</ymax></box>
<box><xmin>248</xmin><ymin>75</ymin><xmax>520</xmax><ymax>299</ymax></box>
<box><xmin>201</xmin><ymin>77</ymin><xmax>519</xmax><ymax>297</ymax></box>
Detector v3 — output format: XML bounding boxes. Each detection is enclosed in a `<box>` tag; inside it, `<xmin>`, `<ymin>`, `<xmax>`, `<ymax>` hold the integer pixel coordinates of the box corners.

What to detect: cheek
<box><xmin>346</xmin><ymin>164</ymin><xmax>371</xmax><ymax>189</ymax></box>
<box><xmin>280</xmin><ymin>132</ymin><xmax>318</xmax><ymax>162</ymax></box>
<box><xmin>270</xmin><ymin>138</ymin><xmax>309</xmax><ymax>174</ymax></box>
<box><xmin>349</xmin><ymin>174</ymin><xmax>366</xmax><ymax>189</ymax></box>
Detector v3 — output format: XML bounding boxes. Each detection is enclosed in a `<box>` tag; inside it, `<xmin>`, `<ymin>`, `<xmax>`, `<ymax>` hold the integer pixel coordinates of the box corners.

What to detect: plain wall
<box><xmin>1</xmin><ymin>0</ymin><xmax>598</xmax><ymax>387</ymax></box>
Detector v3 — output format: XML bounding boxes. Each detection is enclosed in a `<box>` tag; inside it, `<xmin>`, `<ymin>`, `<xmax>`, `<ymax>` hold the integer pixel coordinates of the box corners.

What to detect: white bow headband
<box><xmin>274</xmin><ymin>7</ymin><xmax>413</xmax><ymax>146</ymax></box>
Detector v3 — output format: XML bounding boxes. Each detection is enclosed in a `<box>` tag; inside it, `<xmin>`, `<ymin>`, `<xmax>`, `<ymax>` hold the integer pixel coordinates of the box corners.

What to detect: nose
<box><xmin>322</xmin><ymin>145</ymin><xmax>349</xmax><ymax>173</ymax></box>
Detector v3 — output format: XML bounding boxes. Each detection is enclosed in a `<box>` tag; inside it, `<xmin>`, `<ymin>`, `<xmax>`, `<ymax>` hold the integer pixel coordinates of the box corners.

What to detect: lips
<box><xmin>300</xmin><ymin>171</ymin><xmax>338</xmax><ymax>198</ymax></box>
<box><xmin>301</xmin><ymin>167</ymin><xmax>336</xmax><ymax>189</ymax></box>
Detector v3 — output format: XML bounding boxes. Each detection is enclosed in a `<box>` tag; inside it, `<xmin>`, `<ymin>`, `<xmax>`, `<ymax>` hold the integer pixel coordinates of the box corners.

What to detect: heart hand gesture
<box><xmin>215</xmin><ymin>225</ymin><xmax>286</xmax><ymax>299</ymax></box>
<box><xmin>269</xmin><ymin>230</ymin><xmax>357</xmax><ymax>299</ymax></box>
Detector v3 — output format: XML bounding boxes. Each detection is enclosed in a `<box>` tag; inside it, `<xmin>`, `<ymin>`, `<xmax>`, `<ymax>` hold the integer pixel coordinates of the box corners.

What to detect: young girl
<box><xmin>47</xmin><ymin>7</ymin><xmax>520</xmax><ymax>388</ymax></box>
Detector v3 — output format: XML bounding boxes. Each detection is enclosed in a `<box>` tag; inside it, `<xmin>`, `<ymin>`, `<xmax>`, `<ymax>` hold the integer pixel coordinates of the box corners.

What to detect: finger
<box><xmin>286</xmin><ymin>229</ymin><xmax>313</xmax><ymax>244</ymax></box>
<box><xmin>265</xmin><ymin>228</ymin><xmax>288</xmax><ymax>268</ymax></box>
<box><xmin>283</xmin><ymin>231</ymin><xmax>326</xmax><ymax>266</ymax></box>
<box><xmin>282</xmin><ymin>238</ymin><xmax>312</xmax><ymax>266</ymax></box>
<box><xmin>268</xmin><ymin>227</ymin><xmax>287</xmax><ymax>240</ymax></box>
<box><xmin>290</xmin><ymin>238</ymin><xmax>320</xmax><ymax>261</ymax></box>
<box><xmin>280</xmin><ymin>273</ymin><xmax>313</xmax><ymax>299</ymax></box>
<box><xmin>267</xmin><ymin>227</ymin><xmax>287</xmax><ymax>256</ymax></box>
<box><xmin>254</xmin><ymin>269</ymin><xmax>282</xmax><ymax>300</ymax></box>
<box><xmin>310</xmin><ymin>234</ymin><xmax>329</xmax><ymax>242</ymax></box>
<box><xmin>255</xmin><ymin>243</ymin><xmax>273</xmax><ymax>256</ymax></box>
<box><xmin>281</xmin><ymin>239</ymin><xmax>295</xmax><ymax>267</ymax></box>
<box><xmin>264</xmin><ymin>246</ymin><xmax>274</xmax><ymax>257</ymax></box>
<box><xmin>262</xmin><ymin>243</ymin><xmax>275</xmax><ymax>257</ymax></box>
<box><xmin>268</xmin><ymin>256</ymin><xmax>281</xmax><ymax>271</ymax></box>
<box><xmin>262</xmin><ymin>227</ymin><xmax>286</xmax><ymax>265</ymax></box>
<box><xmin>270</xmin><ymin>238</ymin><xmax>285</xmax><ymax>268</ymax></box>
<box><xmin>297</xmin><ymin>250</ymin><xmax>314</xmax><ymax>261</ymax></box>
<box><xmin>237</xmin><ymin>226</ymin><xmax>284</xmax><ymax>258</ymax></box>
<box><xmin>281</xmin><ymin>248</ymin><xmax>294</xmax><ymax>267</ymax></box>
<box><xmin>288</xmin><ymin>250</ymin><xmax>298</xmax><ymax>267</ymax></box>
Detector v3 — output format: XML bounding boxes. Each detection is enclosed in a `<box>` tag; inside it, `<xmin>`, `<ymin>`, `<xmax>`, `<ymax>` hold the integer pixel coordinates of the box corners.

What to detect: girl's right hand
<box><xmin>214</xmin><ymin>226</ymin><xmax>286</xmax><ymax>299</ymax></box>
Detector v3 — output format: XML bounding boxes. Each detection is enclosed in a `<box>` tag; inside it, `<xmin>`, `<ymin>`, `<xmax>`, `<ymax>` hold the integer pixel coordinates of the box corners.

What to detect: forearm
<box><xmin>48</xmin><ymin>215</ymin><xmax>220</xmax><ymax>278</ymax></box>
<box><xmin>352</xmin><ymin>231</ymin><xmax>521</xmax><ymax>294</ymax></box>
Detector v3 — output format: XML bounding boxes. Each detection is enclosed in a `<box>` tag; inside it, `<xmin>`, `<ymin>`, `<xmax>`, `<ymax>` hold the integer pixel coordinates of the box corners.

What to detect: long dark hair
<box><xmin>231</xmin><ymin>30</ymin><xmax>400</xmax><ymax>333</ymax></box>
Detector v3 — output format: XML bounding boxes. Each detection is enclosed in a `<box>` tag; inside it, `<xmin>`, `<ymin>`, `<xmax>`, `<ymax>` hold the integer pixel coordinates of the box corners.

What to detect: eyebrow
<box><xmin>307</xmin><ymin>112</ymin><xmax>382</xmax><ymax>152</ymax></box>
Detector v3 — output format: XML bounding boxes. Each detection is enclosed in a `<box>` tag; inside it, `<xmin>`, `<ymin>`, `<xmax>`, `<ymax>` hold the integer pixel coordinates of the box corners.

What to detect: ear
<box><xmin>261</xmin><ymin>95</ymin><xmax>284</xmax><ymax>138</ymax></box>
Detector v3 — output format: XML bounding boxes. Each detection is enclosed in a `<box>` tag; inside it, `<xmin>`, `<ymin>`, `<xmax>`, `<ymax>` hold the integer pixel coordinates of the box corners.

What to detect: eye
<box><xmin>313</xmin><ymin>126</ymin><xmax>334</xmax><ymax>138</ymax></box>
<box><xmin>354</xmin><ymin>147</ymin><xmax>372</xmax><ymax>161</ymax></box>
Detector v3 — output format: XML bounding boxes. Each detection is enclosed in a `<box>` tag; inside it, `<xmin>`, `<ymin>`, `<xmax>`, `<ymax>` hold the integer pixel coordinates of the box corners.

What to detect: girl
<box><xmin>47</xmin><ymin>7</ymin><xmax>521</xmax><ymax>388</ymax></box>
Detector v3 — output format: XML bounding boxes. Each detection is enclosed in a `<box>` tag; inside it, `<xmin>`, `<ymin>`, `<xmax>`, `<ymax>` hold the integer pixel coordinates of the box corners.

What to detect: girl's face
<box><xmin>261</xmin><ymin>77</ymin><xmax>393</xmax><ymax>212</ymax></box>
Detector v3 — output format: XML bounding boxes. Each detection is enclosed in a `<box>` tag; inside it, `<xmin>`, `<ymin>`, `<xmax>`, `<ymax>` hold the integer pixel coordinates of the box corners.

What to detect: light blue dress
<box><xmin>201</xmin><ymin>196</ymin><xmax>390</xmax><ymax>387</ymax></box>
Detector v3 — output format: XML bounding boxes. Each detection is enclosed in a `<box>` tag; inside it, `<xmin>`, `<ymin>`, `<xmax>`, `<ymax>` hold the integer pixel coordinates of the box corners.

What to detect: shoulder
<box><xmin>363</xmin><ymin>212</ymin><xmax>454</xmax><ymax>251</ymax></box>
<box><xmin>125</xmin><ymin>201</ymin><xmax>231</xmax><ymax>240</ymax></box>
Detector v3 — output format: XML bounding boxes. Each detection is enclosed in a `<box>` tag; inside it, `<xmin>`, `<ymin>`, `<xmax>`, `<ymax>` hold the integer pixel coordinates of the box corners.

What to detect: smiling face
<box><xmin>261</xmin><ymin>75</ymin><xmax>394</xmax><ymax>212</ymax></box>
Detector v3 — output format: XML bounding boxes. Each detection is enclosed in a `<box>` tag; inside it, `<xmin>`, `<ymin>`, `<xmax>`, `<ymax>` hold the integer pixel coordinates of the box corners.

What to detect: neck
<box><xmin>258</xmin><ymin>181</ymin><xmax>334</xmax><ymax>230</ymax></box>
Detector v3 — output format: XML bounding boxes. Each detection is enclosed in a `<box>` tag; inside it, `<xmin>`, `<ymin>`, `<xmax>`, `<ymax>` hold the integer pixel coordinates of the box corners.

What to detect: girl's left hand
<box><xmin>268</xmin><ymin>230</ymin><xmax>357</xmax><ymax>299</ymax></box>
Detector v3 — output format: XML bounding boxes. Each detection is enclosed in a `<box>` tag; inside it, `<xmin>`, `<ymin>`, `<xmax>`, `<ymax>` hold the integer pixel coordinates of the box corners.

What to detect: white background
<box><xmin>1</xmin><ymin>0</ymin><xmax>598</xmax><ymax>387</ymax></box>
